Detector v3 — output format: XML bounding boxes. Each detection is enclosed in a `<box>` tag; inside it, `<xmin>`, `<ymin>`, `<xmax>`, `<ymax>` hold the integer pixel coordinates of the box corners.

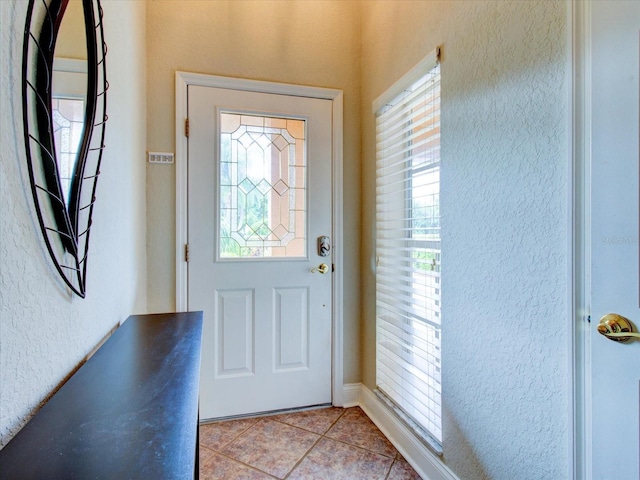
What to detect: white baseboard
<box><xmin>341</xmin><ymin>383</ymin><xmax>459</xmax><ymax>480</ymax></box>
<box><xmin>341</xmin><ymin>382</ymin><xmax>362</xmax><ymax>407</ymax></box>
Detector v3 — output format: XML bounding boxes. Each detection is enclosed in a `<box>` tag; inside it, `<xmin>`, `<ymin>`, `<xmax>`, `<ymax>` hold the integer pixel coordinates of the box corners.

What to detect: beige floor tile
<box><xmin>198</xmin><ymin>407</ymin><xmax>422</xmax><ymax>479</ymax></box>
<box><xmin>200</xmin><ymin>449</ymin><xmax>274</xmax><ymax>480</ymax></box>
<box><xmin>219</xmin><ymin>418</ymin><xmax>319</xmax><ymax>479</ymax></box>
<box><xmin>388</xmin><ymin>458</ymin><xmax>423</xmax><ymax>479</ymax></box>
<box><xmin>200</xmin><ymin>417</ymin><xmax>260</xmax><ymax>452</ymax></box>
<box><xmin>288</xmin><ymin>436</ymin><xmax>394</xmax><ymax>480</ymax></box>
<box><xmin>325</xmin><ymin>407</ymin><xmax>398</xmax><ymax>458</ymax></box>
<box><xmin>270</xmin><ymin>407</ymin><xmax>345</xmax><ymax>434</ymax></box>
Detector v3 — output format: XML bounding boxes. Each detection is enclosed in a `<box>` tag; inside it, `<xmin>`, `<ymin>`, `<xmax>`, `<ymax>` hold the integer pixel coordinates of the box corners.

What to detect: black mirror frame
<box><xmin>22</xmin><ymin>0</ymin><xmax>108</xmax><ymax>298</ymax></box>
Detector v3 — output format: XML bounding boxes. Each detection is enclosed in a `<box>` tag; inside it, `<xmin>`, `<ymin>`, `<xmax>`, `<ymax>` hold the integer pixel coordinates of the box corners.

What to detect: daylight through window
<box><xmin>375</xmin><ymin>52</ymin><xmax>442</xmax><ymax>447</ymax></box>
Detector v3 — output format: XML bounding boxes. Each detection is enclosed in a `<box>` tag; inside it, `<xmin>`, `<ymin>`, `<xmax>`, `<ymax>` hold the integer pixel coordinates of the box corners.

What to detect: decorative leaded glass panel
<box><xmin>219</xmin><ymin>112</ymin><xmax>307</xmax><ymax>259</ymax></box>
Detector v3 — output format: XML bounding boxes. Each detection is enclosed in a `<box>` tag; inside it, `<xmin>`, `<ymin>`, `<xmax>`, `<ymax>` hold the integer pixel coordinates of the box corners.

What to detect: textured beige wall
<box><xmin>0</xmin><ymin>0</ymin><xmax>147</xmax><ymax>446</ymax></box>
<box><xmin>146</xmin><ymin>1</ymin><xmax>362</xmax><ymax>383</ymax></box>
<box><xmin>361</xmin><ymin>1</ymin><xmax>569</xmax><ymax>479</ymax></box>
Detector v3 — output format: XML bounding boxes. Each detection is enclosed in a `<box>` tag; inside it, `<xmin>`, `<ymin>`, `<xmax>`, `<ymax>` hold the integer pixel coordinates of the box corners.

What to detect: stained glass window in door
<box><xmin>219</xmin><ymin>112</ymin><xmax>307</xmax><ymax>259</ymax></box>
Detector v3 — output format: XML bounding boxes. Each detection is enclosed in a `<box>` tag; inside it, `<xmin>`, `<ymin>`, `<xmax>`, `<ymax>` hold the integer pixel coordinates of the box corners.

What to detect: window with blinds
<box><xmin>375</xmin><ymin>51</ymin><xmax>441</xmax><ymax>448</ymax></box>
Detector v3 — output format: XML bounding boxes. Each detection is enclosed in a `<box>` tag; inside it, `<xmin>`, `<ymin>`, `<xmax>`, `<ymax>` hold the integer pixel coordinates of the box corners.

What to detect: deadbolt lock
<box><xmin>318</xmin><ymin>236</ymin><xmax>331</xmax><ymax>257</ymax></box>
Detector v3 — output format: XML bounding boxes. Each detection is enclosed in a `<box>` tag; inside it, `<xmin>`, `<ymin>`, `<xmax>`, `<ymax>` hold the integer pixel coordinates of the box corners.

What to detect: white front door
<box><xmin>187</xmin><ymin>84</ymin><xmax>333</xmax><ymax>420</ymax></box>
<box><xmin>589</xmin><ymin>1</ymin><xmax>640</xmax><ymax>478</ymax></box>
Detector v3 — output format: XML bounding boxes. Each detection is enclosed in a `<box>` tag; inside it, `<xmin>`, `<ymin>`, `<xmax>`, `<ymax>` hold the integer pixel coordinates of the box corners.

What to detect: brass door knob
<box><xmin>311</xmin><ymin>263</ymin><xmax>329</xmax><ymax>274</ymax></box>
<box><xmin>597</xmin><ymin>314</ymin><xmax>640</xmax><ymax>342</ymax></box>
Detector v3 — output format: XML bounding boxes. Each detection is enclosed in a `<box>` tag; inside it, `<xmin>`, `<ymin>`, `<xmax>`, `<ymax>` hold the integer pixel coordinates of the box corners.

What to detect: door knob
<box><xmin>311</xmin><ymin>263</ymin><xmax>329</xmax><ymax>274</ymax></box>
<box><xmin>597</xmin><ymin>313</ymin><xmax>640</xmax><ymax>342</ymax></box>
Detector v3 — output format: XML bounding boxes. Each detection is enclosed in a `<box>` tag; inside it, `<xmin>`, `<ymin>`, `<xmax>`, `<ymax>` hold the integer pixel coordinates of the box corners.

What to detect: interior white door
<box><xmin>589</xmin><ymin>2</ymin><xmax>640</xmax><ymax>478</ymax></box>
<box><xmin>187</xmin><ymin>85</ymin><xmax>333</xmax><ymax>420</ymax></box>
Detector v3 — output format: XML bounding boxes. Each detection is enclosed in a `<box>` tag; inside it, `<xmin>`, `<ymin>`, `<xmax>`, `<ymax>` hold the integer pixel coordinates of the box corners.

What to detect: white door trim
<box><xmin>571</xmin><ymin>1</ymin><xmax>591</xmax><ymax>479</ymax></box>
<box><xmin>175</xmin><ymin>72</ymin><xmax>345</xmax><ymax>406</ymax></box>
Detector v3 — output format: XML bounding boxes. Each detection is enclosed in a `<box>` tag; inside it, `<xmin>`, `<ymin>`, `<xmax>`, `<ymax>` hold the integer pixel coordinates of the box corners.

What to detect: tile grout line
<box><xmin>203</xmin><ymin>445</ymin><xmax>281</xmax><ymax>479</ymax></box>
<box><xmin>209</xmin><ymin>415</ymin><xmax>328</xmax><ymax>479</ymax></box>
<box><xmin>324</xmin><ymin>407</ymin><xmax>399</xmax><ymax>459</ymax></box>
<box><xmin>230</xmin><ymin>418</ymin><xmax>291</xmax><ymax>479</ymax></box>
<box><xmin>384</xmin><ymin>458</ymin><xmax>397</xmax><ymax>480</ymax></box>
<box><xmin>202</xmin><ymin>416</ymin><xmax>260</xmax><ymax>453</ymax></box>
<box><xmin>281</xmin><ymin>430</ymin><xmax>324</xmax><ymax>479</ymax></box>
<box><xmin>201</xmin><ymin>417</ymin><xmax>283</xmax><ymax>479</ymax></box>
<box><xmin>282</xmin><ymin>408</ymin><xmax>401</xmax><ymax>479</ymax></box>
<box><xmin>277</xmin><ymin>408</ymin><xmax>348</xmax><ymax>479</ymax></box>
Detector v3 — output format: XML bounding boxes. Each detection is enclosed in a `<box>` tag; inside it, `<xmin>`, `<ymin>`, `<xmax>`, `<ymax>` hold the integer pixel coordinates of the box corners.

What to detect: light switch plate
<box><xmin>148</xmin><ymin>152</ymin><xmax>174</xmax><ymax>164</ymax></box>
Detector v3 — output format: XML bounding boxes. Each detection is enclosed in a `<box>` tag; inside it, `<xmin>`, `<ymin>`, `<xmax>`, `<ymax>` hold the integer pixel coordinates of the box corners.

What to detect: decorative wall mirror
<box><xmin>22</xmin><ymin>0</ymin><xmax>107</xmax><ymax>297</ymax></box>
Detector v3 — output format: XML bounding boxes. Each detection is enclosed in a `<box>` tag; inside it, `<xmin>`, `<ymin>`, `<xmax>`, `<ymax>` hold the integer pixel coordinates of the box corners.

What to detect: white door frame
<box><xmin>175</xmin><ymin>72</ymin><xmax>345</xmax><ymax>407</ymax></box>
<box><xmin>571</xmin><ymin>1</ymin><xmax>591</xmax><ymax>478</ymax></box>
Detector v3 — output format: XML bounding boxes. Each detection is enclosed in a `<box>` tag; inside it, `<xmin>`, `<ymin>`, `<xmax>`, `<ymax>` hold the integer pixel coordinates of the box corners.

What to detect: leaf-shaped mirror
<box><xmin>22</xmin><ymin>0</ymin><xmax>108</xmax><ymax>297</ymax></box>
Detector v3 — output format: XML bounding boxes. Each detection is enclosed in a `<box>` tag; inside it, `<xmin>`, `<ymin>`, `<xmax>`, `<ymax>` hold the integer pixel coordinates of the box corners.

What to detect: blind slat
<box><xmin>375</xmin><ymin>61</ymin><xmax>442</xmax><ymax>444</ymax></box>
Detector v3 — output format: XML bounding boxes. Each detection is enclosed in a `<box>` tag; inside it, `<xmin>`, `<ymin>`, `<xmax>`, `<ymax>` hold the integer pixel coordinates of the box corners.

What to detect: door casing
<box><xmin>572</xmin><ymin>1</ymin><xmax>590</xmax><ymax>478</ymax></box>
<box><xmin>175</xmin><ymin>72</ymin><xmax>345</xmax><ymax>406</ymax></box>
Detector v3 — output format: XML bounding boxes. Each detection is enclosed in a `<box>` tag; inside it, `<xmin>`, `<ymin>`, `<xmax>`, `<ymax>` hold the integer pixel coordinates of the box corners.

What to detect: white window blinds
<box><xmin>375</xmin><ymin>53</ymin><xmax>442</xmax><ymax>446</ymax></box>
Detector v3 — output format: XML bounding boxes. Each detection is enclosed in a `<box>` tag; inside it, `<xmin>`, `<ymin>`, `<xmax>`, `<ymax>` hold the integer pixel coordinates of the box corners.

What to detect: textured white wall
<box><xmin>0</xmin><ymin>0</ymin><xmax>147</xmax><ymax>447</ymax></box>
<box><xmin>361</xmin><ymin>1</ymin><xmax>569</xmax><ymax>479</ymax></box>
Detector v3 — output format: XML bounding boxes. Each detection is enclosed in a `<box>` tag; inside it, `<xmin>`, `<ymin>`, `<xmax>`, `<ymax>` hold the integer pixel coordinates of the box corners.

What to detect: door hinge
<box><xmin>185</xmin><ymin>244</ymin><xmax>189</xmax><ymax>262</ymax></box>
<box><xmin>185</xmin><ymin>118</ymin><xmax>189</xmax><ymax>138</ymax></box>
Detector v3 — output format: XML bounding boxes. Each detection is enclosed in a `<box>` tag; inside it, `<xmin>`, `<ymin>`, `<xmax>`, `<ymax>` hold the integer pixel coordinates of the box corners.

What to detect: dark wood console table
<box><xmin>0</xmin><ymin>312</ymin><xmax>203</xmax><ymax>479</ymax></box>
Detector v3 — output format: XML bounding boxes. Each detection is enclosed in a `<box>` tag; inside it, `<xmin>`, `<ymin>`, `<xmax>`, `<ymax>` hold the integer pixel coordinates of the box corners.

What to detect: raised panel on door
<box><xmin>273</xmin><ymin>287</ymin><xmax>309</xmax><ymax>371</ymax></box>
<box><xmin>215</xmin><ymin>289</ymin><xmax>254</xmax><ymax>378</ymax></box>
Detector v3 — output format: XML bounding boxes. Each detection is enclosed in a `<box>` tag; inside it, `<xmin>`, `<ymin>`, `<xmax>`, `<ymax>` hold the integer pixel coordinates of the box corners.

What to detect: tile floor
<box><xmin>199</xmin><ymin>406</ymin><xmax>422</xmax><ymax>479</ymax></box>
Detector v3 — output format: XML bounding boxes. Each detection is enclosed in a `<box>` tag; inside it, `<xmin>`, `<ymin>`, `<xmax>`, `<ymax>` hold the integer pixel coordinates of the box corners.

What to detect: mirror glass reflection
<box><xmin>52</xmin><ymin>0</ymin><xmax>87</xmax><ymax>206</ymax></box>
<box><xmin>52</xmin><ymin>95</ymin><xmax>84</xmax><ymax>205</ymax></box>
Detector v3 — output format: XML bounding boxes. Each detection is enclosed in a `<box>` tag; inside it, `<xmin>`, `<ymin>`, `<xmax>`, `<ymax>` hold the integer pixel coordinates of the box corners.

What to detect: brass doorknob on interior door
<box><xmin>597</xmin><ymin>313</ymin><xmax>640</xmax><ymax>342</ymax></box>
<box><xmin>311</xmin><ymin>263</ymin><xmax>329</xmax><ymax>274</ymax></box>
